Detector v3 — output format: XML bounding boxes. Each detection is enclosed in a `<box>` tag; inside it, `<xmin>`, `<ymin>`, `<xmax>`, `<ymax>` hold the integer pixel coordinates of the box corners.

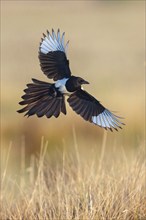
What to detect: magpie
<box><xmin>18</xmin><ymin>29</ymin><xmax>124</xmax><ymax>131</ymax></box>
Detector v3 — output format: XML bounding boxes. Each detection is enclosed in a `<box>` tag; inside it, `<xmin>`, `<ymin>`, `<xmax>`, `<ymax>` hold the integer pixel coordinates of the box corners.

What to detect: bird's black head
<box><xmin>73</xmin><ymin>76</ymin><xmax>89</xmax><ymax>91</ymax></box>
<box><xmin>66</xmin><ymin>76</ymin><xmax>89</xmax><ymax>92</ymax></box>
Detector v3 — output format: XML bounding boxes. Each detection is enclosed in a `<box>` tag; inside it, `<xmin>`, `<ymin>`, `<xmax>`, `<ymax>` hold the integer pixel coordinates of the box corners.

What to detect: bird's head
<box><xmin>66</xmin><ymin>76</ymin><xmax>89</xmax><ymax>92</ymax></box>
<box><xmin>76</xmin><ymin>77</ymin><xmax>89</xmax><ymax>86</ymax></box>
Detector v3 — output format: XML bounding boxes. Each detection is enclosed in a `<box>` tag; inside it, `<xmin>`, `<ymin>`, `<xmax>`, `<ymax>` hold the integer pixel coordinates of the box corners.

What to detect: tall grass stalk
<box><xmin>1</xmin><ymin>134</ymin><xmax>145</xmax><ymax>220</ymax></box>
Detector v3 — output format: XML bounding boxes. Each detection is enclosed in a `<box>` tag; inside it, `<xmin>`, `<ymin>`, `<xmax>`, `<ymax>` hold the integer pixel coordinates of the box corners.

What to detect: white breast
<box><xmin>55</xmin><ymin>78</ymin><xmax>69</xmax><ymax>94</ymax></box>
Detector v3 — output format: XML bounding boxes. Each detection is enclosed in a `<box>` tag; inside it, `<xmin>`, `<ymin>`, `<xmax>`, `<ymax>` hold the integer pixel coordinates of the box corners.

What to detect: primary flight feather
<box><xmin>18</xmin><ymin>29</ymin><xmax>124</xmax><ymax>131</ymax></box>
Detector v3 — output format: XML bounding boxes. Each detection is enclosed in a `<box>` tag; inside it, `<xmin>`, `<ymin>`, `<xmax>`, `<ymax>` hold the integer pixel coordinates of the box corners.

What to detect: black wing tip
<box><xmin>52</xmin><ymin>28</ymin><xmax>55</xmax><ymax>34</ymax></box>
<box><xmin>89</xmin><ymin>113</ymin><xmax>124</xmax><ymax>132</ymax></box>
<box><xmin>43</xmin><ymin>28</ymin><xmax>62</xmax><ymax>38</ymax></box>
<box><xmin>113</xmin><ymin>127</ymin><xmax>118</xmax><ymax>132</ymax></box>
<box><xmin>43</xmin><ymin>29</ymin><xmax>62</xmax><ymax>40</ymax></box>
<box><xmin>43</xmin><ymin>33</ymin><xmax>46</xmax><ymax>38</ymax></box>
<box><xmin>108</xmin><ymin>127</ymin><xmax>113</xmax><ymax>132</ymax></box>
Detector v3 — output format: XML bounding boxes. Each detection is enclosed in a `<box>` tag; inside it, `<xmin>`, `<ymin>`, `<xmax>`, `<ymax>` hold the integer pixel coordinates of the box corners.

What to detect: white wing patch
<box><xmin>55</xmin><ymin>78</ymin><xmax>69</xmax><ymax>94</ymax></box>
<box><xmin>92</xmin><ymin>109</ymin><xmax>123</xmax><ymax>131</ymax></box>
<box><xmin>40</xmin><ymin>29</ymin><xmax>69</xmax><ymax>54</ymax></box>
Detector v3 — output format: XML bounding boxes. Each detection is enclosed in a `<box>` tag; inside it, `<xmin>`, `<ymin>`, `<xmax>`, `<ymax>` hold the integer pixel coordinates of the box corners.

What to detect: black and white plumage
<box><xmin>18</xmin><ymin>29</ymin><xmax>124</xmax><ymax>131</ymax></box>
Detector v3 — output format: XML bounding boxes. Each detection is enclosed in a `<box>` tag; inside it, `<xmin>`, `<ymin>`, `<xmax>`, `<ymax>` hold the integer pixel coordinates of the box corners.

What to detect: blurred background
<box><xmin>1</xmin><ymin>1</ymin><xmax>145</xmax><ymax>172</ymax></box>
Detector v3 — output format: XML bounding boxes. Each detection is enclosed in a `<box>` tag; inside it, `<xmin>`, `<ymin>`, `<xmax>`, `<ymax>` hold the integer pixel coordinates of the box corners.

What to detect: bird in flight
<box><xmin>18</xmin><ymin>29</ymin><xmax>124</xmax><ymax>131</ymax></box>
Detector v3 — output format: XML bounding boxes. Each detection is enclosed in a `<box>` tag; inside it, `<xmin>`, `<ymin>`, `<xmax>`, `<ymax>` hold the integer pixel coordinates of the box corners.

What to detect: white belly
<box><xmin>55</xmin><ymin>78</ymin><xmax>69</xmax><ymax>94</ymax></box>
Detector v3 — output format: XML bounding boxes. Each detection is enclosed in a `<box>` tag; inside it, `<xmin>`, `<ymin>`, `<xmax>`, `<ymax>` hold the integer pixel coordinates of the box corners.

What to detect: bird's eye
<box><xmin>79</xmin><ymin>79</ymin><xmax>83</xmax><ymax>83</ymax></box>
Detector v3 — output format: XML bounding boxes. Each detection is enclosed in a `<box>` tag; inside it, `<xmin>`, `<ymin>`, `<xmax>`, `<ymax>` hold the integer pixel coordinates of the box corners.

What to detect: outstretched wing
<box><xmin>39</xmin><ymin>29</ymin><xmax>71</xmax><ymax>81</ymax></box>
<box><xmin>67</xmin><ymin>89</ymin><xmax>124</xmax><ymax>131</ymax></box>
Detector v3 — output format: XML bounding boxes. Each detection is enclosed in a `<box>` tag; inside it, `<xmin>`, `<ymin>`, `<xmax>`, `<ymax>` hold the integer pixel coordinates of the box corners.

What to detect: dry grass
<box><xmin>1</xmin><ymin>132</ymin><xmax>145</xmax><ymax>220</ymax></box>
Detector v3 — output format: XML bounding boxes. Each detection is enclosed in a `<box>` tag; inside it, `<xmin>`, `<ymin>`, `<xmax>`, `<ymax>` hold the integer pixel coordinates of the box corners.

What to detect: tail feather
<box><xmin>51</xmin><ymin>99</ymin><xmax>62</xmax><ymax>118</ymax></box>
<box><xmin>21</xmin><ymin>91</ymin><xmax>50</xmax><ymax>100</ymax></box>
<box><xmin>46</xmin><ymin>99</ymin><xmax>59</xmax><ymax>118</ymax></box>
<box><xmin>24</xmin><ymin>87</ymin><xmax>50</xmax><ymax>94</ymax></box>
<box><xmin>61</xmin><ymin>96</ymin><xmax>67</xmax><ymax>115</ymax></box>
<box><xmin>37</xmin><ymin>98</ymin><xmax>55</xmax><ymax>117</ymax></box>
<box><xmin>17</xmin><ymin>78</ymin><xmax>66</xmax><ymax>118</ymax></box>
<box><xmin>54</xmin><ymin>99</ymin><xmax>62</xmax><ymax>118</ymax></box>
<box><xmin>17</xmin><ymin>104</ymin><xmax>35</xmax><ymax>114</ymax></box>
<box><xmin>25</xmin><ymin>96</ymin><xmax>49</xmax><ymax>117</ymax></box>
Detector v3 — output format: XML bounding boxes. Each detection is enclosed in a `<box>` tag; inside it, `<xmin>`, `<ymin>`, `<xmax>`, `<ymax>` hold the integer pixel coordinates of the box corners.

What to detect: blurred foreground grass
<box><xmin>1</xmin><ymin>133</ymin><xmax>145</xmax><ymax>219</ymax></box>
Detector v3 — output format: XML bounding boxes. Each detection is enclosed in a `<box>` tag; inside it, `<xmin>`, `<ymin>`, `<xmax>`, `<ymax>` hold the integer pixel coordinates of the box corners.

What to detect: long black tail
<box><xmin>17</xmin><ymin>78</ymin><xmax>66</xmax><ymax>118</ymax></box>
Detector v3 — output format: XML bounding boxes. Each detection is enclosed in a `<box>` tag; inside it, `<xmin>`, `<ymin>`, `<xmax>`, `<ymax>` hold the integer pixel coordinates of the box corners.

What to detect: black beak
<box><xmin>83</xmin><ymin>80</ymin><xmax>89</xmax><ymax>85</ymax></box>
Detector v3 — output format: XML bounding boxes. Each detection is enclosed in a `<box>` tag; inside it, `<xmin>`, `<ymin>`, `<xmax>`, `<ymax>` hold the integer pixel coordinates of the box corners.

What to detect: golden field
<box><xmin>1</xmin><ymin>1</ymin><xmax>145</xmax><ymax>219</ymax></box>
